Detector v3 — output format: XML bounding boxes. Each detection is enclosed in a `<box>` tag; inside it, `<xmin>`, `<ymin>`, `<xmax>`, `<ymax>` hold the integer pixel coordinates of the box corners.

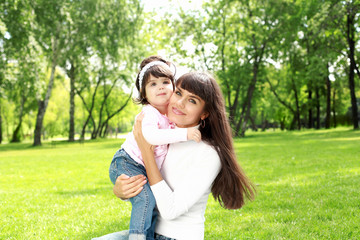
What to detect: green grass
<box><xmin>1</xmin><ymin>128</ymin><xmax>359</xmax><ymax>239</ymax></box>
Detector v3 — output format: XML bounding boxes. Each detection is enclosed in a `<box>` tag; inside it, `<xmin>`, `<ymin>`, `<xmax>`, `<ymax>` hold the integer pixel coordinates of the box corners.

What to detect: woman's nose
<box><xmin>176</xmin><ymin>98</ymin><xmax>185</xmax><ymax>108</ymax></box>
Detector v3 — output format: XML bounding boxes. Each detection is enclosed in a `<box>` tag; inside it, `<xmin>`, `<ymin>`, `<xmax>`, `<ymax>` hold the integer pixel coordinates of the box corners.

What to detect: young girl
<box><xmin>109</xmin><ymin>56</ymin><xmax>200</xmax><ymax>240</ymax></box>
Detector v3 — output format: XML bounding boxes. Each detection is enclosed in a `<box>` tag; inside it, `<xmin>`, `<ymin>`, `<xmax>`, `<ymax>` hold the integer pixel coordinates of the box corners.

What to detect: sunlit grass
<box><xmin>1</xmin><ymin>128</ymin><xmax>359</xmax><ymax>239</ymax></box>
<box><xmin>205</xmin><ymin>128</ymin><xmax>360</xmax><ymax>240</ymax></box>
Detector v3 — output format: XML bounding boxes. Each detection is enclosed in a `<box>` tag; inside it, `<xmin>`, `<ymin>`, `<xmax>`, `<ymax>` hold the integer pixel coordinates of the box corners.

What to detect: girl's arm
<box><xmin>141</xmin><ymin>111</ymin><xmax>188</xmax><ymax>145</ymax></box>
<box><xmin>134</xmin><ymin>113</ymin><xmax>163</xmax><ymax>185</ymax></box>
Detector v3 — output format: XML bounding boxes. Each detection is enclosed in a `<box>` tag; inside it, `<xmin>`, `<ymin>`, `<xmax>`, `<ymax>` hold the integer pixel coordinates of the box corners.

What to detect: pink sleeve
<box><xmin>141</xmin><ymin>109</ymin><xmax>187</xmax><ymax>145</ymax></box>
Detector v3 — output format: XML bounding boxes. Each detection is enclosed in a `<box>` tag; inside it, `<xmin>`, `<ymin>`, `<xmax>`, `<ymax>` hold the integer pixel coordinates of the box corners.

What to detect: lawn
<box><xmin>0</xmin><ymin>128</ymin><xmax>359</xmax><ymax>239</ymax></box>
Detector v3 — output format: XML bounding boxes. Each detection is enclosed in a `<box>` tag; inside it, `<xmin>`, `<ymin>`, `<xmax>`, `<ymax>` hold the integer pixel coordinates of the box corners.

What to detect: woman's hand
<box><xmin>113</xmin><ymin>174</ymin><xmax>147</xmax><ymax>200</ymax></box>
<box><xmin>133</xmin><ymin>112</ymin><xmax>154</xmax><ymax>154</ymax></box>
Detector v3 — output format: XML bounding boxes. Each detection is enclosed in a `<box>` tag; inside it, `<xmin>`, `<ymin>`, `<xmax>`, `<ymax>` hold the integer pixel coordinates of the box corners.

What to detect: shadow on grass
<box><xmin>0</xmin><ymin>138</ymin><xmax>124</xmax><ymax>152</ymax></box>
<box><xmin>56</xmin><ymin>187</ymin><xmax>110</xmax><ymax>197</ymax></box>
<box><xmin>49</xmin><ymin>138</ymin><xmax>124</xmax><ymax>150</ymax></box>
<box><xmin>292</xmin><ymin>129</ymin><xmax>358</xmax><ymax>139</ymax></box>
<box><xmin>0</xmin><ymin>142</ymin><xmax>34</xmax><ymax>152</ymax></box>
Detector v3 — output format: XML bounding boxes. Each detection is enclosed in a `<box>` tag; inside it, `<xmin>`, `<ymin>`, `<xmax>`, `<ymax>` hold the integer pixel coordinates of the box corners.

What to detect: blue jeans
<box><xmin>91</xmin><ymin>231</ymin><xmax>176</xmax><ymax>240</ymax></box>
<box><xmin>109</xmin><ymin>149</ymin><xmax>157</xmax><ymax>240</ymax></box>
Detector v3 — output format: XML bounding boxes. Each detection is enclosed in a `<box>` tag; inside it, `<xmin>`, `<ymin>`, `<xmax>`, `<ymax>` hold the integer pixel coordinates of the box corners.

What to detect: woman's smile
<box><xmin>171</xmin><ymin>107</ymin><xmax>185</xmax><ymax>115</ymax></box>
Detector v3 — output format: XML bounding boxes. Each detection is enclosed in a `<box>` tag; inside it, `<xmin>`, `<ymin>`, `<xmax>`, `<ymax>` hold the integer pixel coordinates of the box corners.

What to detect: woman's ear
<box><xmin>201</xmin><ymin>112</ymin><xmax>209</xmax><ymax>121</ymax></box>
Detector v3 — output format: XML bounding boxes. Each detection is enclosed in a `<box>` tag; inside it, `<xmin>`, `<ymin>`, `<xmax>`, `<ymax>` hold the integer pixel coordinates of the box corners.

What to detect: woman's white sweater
<box><xmin>151</xmin><ymin>139</ymin><xmax>221</xmax><ymax>240</ymax></box>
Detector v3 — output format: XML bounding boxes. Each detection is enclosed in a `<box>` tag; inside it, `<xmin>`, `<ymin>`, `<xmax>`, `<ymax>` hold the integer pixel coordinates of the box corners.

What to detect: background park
<box><xmin>1</xmin><ymin>0</ymin><xmax>359</xmax><ymax>239</ymax></box>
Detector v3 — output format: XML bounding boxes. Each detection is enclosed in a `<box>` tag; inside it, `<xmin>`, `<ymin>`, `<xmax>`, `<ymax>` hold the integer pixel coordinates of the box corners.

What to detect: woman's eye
<box><xmin>189</xmin><ymin>99</ymin><xmax>196</xmax><ymax>104</ymax></box>
<box><xmin>175</xmin><ymin>91</ymin><xmax>181</xmax><ymax>96</ymax></box>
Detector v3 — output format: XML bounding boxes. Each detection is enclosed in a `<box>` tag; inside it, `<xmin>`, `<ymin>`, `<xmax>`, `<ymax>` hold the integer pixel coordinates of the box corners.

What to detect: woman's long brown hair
<box><xmin>176</xmin><ymin>72</ymin><xmax>256</xmax><ymax>209</ymax></box>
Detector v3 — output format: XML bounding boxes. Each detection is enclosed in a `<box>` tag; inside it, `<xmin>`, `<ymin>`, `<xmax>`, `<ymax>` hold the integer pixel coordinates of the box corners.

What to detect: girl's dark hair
<box><xmin>176</xmin><ymin>72</ymin><xmax>256</xmax><ymax>209</ymax></box>
<box><xmin>134</xmin><ymin>56</ymin><xmax>175</xmax><ymax>105</ymax></box>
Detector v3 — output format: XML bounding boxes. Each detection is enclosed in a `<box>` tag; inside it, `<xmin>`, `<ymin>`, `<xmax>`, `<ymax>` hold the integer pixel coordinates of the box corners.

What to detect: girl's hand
<box><xmin>187</xmin><ymin>128</ymin><xmax>201</xmax><ymax>143</ymax></box>
<box><xmin>113</xmin><ymin>174</ymin><xmax>147</xmax><ymax>200</ymax></box>
<box><xmin>133</xmin><ymin>112</ymin><xmax>154</xmax><ymax>153</ymax></box>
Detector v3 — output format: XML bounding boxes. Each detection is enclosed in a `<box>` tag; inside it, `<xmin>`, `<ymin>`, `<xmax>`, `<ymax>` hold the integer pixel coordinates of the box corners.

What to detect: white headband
<box><xmin>138</xmin><ymin>61</ymin><xmax>173</xmax><ymax>88</ymax></box>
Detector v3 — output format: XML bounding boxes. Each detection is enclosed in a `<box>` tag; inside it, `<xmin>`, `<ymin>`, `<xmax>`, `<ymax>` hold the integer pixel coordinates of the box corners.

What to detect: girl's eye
<box><xmin>163</xmin><ymin>80</ymin><xmax>170</xmax><ymax>84</ymax></box>
<box><xmin>175</xmin><ymin>91</ymin><xmax>181</xmax><ymax>96</ymax></box>
<box><xmin>151</xmin><ymin>83</ymin><xmax>156</xmax><ymax>86</ymax></box>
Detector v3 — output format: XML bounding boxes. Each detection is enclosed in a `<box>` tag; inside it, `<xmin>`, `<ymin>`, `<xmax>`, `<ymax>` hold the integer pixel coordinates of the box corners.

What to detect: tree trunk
<box><xmin>280</xmin><ymin>117</ymin><xmax>285</xmax><ymax>131</ymax></box>
<box><xmin>261</xmin><ymin>111</ymin><xmax>267</xmax><ymax>131</ymax></box>
<box><xmin>92</xmin><ymin>77</ymin><xmax>120</xmax><ymax>139</ymax></box>
<box><xmin>346</xmin><ymin>12</ymin><xmax>359</xmax><ymax>129</ymax></box>
<box><xmin>315</xmin><ymin>87</ymin><xmax>320</xmax><ymax>129</ymax></box>
<box><xmin>11</xmin><ymin>123</ymin><xmax>22</xmax><ymax>143</ymax></box>
<box><xmin>237</xmin><ymin>62</ymin><xmax>259</xmax><ymax>137</ymax></box>
<box><xmin>228</xmin><ymin>84</ymin><xmax>240</xmax><ymax>129</ymax></box>
<box><xmin>78</xmin><ymin>78</ymin><xmax>101</xmax><ymax>141</ymax></box>
<box><xmin>33</xmin><ymin>37</ymin><xmax>58</xmax><ymax>146</ymax></box>
<box><xmin>308</xmin><ymin>89</ymin><xmax>313</xmax><ymax>128</ymax></box>
<box><xmin>11</xmin><ymin>95</ymin><xmax>26</xmax><ymax>142</ymax></box>
<box><xmin>332</xmin><ymin>88</ymin><xmax>337</xmax><ymax>128</ymax></box>
<box><xmin>11</xmin><ymin>117</ymin><xmax>23</xmax><ymax>143</ymax></box>
<box><xmin>80</xmin><ymin>115</ymin><xmax>91</xmax><ymax>141</ymax></box>
<box><xmin>291</xmin><ymin>77</ymin><xmax>301</xmax><ymax>130</ymax></box>
<box><xmin>325</xmin><ymin>66</ymin><xmax>331</xmax><ymax>129</ymax></box>
<box><xmin>99</xmin><ymin>92</ymin><xmax>132</xmax><ymax>138</ymax></box>
<box><xmin>249</xmin><ymin>116</ymin><xmax>258</xmax><ymax>131</ymax></box>
<box><xmin>68</xmin><ymin>62</ymin><xmax>76</xmax><ymax>142</ymax></box>
<box><xmin>34</xmin><ymin>101</ymin><xmax>45</xmax><ymax>146</ymax></box>
<box><xmin>306</xmin><ymin>39</ymin><xmax>313</xmax><ymax>129</ymax></box>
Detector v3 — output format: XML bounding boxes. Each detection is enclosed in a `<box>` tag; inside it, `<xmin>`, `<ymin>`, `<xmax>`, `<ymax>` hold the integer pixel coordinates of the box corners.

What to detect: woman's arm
<box><xmin>134</xmin><ymin>113</ymin><xmax>163</xmax><ymax>186</ymax></box>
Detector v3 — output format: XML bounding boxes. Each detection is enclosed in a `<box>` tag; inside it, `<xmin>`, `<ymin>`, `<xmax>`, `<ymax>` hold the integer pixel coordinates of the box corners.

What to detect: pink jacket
<box><xmin>121</xmin><ymin>105</ymin><xmax>187</xmax><ymax>170</ymax></box>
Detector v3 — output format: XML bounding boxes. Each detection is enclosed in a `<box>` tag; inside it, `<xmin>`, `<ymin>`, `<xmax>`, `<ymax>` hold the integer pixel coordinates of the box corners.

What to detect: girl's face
<box><xmin>167</xmin><ymin>87</ymin><xmax>208</xmax><ymax>128</ymax></box>
<box><xmin>145</xmin><ymin>74</ymin><xmax>174</xmax><ymax>111</ymax></box>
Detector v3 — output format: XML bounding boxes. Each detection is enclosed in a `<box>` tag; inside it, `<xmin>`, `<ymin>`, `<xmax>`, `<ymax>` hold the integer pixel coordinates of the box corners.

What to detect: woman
<box><xmin>95</xmin><ymin>72</ymin><xmax>255</xmax><ymax>240</ymax></box>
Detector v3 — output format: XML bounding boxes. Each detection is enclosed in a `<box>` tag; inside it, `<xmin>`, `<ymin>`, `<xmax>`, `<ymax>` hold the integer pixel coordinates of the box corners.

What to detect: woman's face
<box><xmin>167</xmin><ymin>87</ymin><xmax>208</xmax><ymax>128</ymax></box>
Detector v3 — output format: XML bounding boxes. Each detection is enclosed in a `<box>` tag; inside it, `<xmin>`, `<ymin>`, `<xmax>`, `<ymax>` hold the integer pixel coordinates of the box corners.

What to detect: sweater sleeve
<box><xmin>141</xmin><ymin>109</ymin><xmax>187</xmax><ymax>145</ymax></box>
<box><xmin>150</xmin><ymin>146</ymin><xmax>221</xmax><ymax>220</ymax></box>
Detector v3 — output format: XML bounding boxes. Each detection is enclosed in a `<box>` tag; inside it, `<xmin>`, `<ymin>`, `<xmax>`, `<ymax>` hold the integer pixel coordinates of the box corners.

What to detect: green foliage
<box><xmin>1</xmin><ymin>0</ymin><xmax>360</xmax><ymax>143</ymax></box>
<box><xmin>1</xmin><ymin>0</ymin><xmax>145</xmax><ymax>143</ymax></box>
<box><xmin>0</xmin><ymin>129</ymin><xmax>359</xmax><ymax>239</ymax></box>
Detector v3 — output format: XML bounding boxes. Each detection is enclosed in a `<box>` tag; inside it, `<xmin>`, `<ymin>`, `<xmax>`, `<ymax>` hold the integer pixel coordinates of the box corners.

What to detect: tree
<box><xmin>8</xmin><ymin>56</ymin><xmax>39</xmax><ymax>142</ymax></box>
<box><xmin>58</xmin><ymin>0</ymin><xmax>101</xmax><ymax>142</ymax></box>
<box><xmin>32</xmin><ymin>0</ymin><xmax>66</xmax><ymax>146</ymax></box>
<box><xmin>170</xmin><ymin>0</ymin><xmax>303</xmax><ymax>135</ymax></box>
<box><xmin>73</xmin><ymin>0</ymin><xmax>143</xmax><ymax>140</ymax></box>
<box><xmin>327</xmin><ymin>0</ymin><xmax>360</xmax><ymax>129</ymax></box>
<box><xmin>344</xmin><ymin>1</ymin><xmax>360</xmax><ymax>129</ymax></box>
<box><xmin>1</xmin><ymin>0</ymin><xmax>39</xmax><ymax>143</ymax></box>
